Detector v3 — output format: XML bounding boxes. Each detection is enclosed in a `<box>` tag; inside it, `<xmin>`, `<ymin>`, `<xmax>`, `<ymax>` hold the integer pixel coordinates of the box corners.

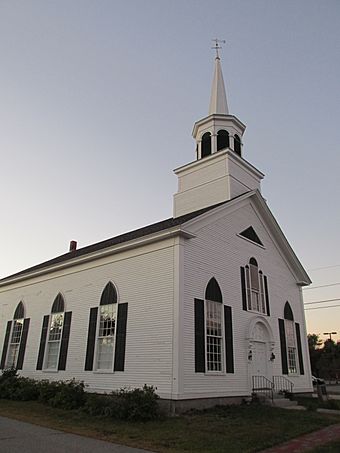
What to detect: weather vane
<box><xmin>211</xmin><ymin>38</ymin><xmax>226</xmax><ymax>59</ymax></box>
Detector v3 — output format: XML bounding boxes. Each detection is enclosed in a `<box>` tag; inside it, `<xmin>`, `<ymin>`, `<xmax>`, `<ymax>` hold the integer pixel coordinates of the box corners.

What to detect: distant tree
<box><xmin>308</xmin><ymin>334</ymin><xmax>323</xmax><ymax>375</ymax></box>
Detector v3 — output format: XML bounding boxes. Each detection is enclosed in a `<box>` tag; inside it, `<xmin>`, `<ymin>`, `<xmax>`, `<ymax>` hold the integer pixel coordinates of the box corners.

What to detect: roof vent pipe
<box><xmin>69</xmin><ymin>240</ymin><xmax>77</xmax><ymax>252</ymax></box>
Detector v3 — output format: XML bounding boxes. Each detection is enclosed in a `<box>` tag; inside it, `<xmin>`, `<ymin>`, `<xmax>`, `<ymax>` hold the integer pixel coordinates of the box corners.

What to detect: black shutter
<box><xmin>295</xmin><ymin>322</ymin><xmax>304</xmax><ymax>375</ymax></box>
<box><xmin>224</xmin><ymin>305</ymin><xmax>234</xmax><ymax>373</ymax></box>
<box><xmin>85</xmin><ymin>307</ymin><xmax>98</xmax><ymax>371</ymax></box>
<box><xmin>278</xmin><ymin>318</ymin><xmax>288</xmax><ymax>375</ymax></box>
<box><xmin>58</xmin><ymin>311</ymin><xmax>72</xmax><ymax>371</ymax></box>
<box><xmin>0</xmin><ymin>321</ymin><xmax>12</xmax><ymax>369</ymax></box>
<box><xmin>240</xmin><ymin>267</ymin><xmax>247</xmax><ymax>311</ymax></box>
<box><xmin>36</xmin><ymin>315</ymin><xmax>49</xmax><ymax>370</ymax></box>
<box><xmin>17</xmin><ymin>318</ymin><xmax>30</xmax><ymax>370</ymax></box>
<box><xmin>114</xmin><ymin>303</ymin><xmax>128</xmax><ymax>372</ymax></box>
<box><xmin>194</xmin><ymin>298</ymin><xmax>205</xmax><ymax>372</ymax></box>
<box><xmin>264</xmin><ymin>275</ymin><xmax>270</xmax><ymax>316</ymax></box>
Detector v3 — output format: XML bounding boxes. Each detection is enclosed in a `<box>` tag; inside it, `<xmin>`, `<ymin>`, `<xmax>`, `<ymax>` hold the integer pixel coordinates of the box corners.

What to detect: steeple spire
<box><xmin>209</xmin><ymin>41</ymin><xmax>229</xmax><ymax>115</ymax></box>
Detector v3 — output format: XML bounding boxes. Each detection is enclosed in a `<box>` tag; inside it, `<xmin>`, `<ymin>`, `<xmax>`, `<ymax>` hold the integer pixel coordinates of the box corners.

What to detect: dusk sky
<box><xmin>0</xmin><ymin>1</ymin><xmax>339</xmax><ymax>341</ymax></box>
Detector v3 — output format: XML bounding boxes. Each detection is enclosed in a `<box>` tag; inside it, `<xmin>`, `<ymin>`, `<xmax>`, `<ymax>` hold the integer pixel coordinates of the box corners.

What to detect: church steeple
<box><xmin>209</xmin><ymin>56</ymin><xmax>229</xmax><ymax>115</ymax></box>
<box><xmin>173</xmin><ymin>50</ymin><xmax>264</xmax><ymax>218</ymax></box>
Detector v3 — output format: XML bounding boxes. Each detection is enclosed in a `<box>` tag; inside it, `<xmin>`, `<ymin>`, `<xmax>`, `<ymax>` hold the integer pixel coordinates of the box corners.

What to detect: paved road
<box><xmin>0</xmin><ymin>416</ymin><xmax>152</xmax><ymax>453</ymax></box>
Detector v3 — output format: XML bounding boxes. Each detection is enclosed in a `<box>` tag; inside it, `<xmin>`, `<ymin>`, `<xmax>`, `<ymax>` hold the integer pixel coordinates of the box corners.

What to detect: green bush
<box><xmin>37</xmin><ymin>380</ymin><xmax>63</xmax><ymax>404</ymax></box>
<box><xmin>83</xmin><ymin>393</ymin><xmax>121</xmax><ymax>417</ymax></box>
<box><xmin>115</xmin><ymin>385</ymin><xmax>160</xmax><ymax>421</ymax></box>
<box><xmin>0</xmin><ymin>369</ymin><xmax>159</xmax><ymax>420</ymax></box>
<box><xmin>48</xmin><ymin>379</ymin><xmax>85</xmax><ymax>410</ymax></box>
<box><xmin>83</xmin><ymin>385</ymin><xmax>160</xmax><ymax>421</ymax></box>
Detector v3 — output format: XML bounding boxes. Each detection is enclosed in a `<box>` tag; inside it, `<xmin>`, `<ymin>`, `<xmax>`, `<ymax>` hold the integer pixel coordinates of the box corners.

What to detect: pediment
<box><xmin>239</xmin><ymin>226</ymin><xmax>263</xmax><ymax>246</ymax></box>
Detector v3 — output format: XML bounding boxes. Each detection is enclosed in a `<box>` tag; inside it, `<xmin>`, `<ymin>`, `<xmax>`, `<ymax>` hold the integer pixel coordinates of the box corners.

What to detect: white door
<box><xmin>252</xmin><ymin>341</ymin><xmax>268</xmax><ymax>377</ymax></box>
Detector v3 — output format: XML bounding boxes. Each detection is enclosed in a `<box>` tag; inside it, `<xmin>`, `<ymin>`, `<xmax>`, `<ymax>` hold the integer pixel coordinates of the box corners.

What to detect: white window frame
<box><xmin>285</xmin><ymin>319</ymin><xmax>298</xmax><ymax>374</ymax></box>
<box><xmin>245</xmin><ymin>261</ymin><xmax>267</xmax><ymax>315</ymax></box>
<box><xmin>44</xmin><ymin>312</ymin><xmax>64</xmax><ymax>371</ymax></box>
<box><xmin>205</xmin><ymin>299</ymin><xmax>224</xmax><ymax>373</ymax></box>
<box><xmin>95</xmin><ymin>303</ymin><xmax>117</xmax><ymax>372</ymax></box>
<box><xmin>6</xmin><ymin>318</ymin><xmax>24</xmax><ymax>369</ymax></box>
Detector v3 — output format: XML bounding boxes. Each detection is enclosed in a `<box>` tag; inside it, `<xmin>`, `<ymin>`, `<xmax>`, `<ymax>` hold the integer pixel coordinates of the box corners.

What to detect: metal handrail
<box><xmin>252</xmin><ymin>375</ymin><xmax>274</xmax><ymax>402</ymax></box>
<box><xmin>272</xmin><ymin>375</ymin><xmax>294</xmax><ymax>394</ymax></box>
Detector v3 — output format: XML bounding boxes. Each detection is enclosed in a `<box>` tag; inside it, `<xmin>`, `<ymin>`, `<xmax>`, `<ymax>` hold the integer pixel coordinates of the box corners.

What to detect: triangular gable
<box><xmin>181</xmin><ymin>190</ymin><xmax>311</xmax><ymax>286</ymax></box>
<box><xmin>239</xmin><ymin>226</ymin><xmax>263</xmax><ymax>246</ymax></box>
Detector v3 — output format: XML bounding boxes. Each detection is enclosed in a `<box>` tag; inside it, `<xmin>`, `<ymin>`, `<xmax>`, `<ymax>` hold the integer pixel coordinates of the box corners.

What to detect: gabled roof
<box><xmin>0</xmin><ymin>197</ymin><xmax>237</xmax><ymax>286</ymax></box>
<box><xmin>181</xmin><ymin>190</ymin><xmax>311</xmax><ymax>286</ymax></box>
<box><xmin>0</xmin><ymin>190</ymin><xmax>311</xmax><ymax>288</ymax></box>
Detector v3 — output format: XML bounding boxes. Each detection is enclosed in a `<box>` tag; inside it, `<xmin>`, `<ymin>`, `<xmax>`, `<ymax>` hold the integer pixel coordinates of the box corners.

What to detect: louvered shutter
<box><xmin>194</xmin><ymin>298</ymin><xmax>205</xmax><ymax>372</ymax></box>
<box><xmin>36</xmin><ymin>315</ymin><xmax>49</xmax><ymax>370</ymax></box>
<box><xmin>114</xmin><ymin>303</ymin><xmax>128</xmax><ymax>372</ymax></box>
<box><xmin>278</xmin><ymin>318</ymin><xmax>288</xmax><ymax>375</ymax></box>
<box><xmin>58</xmin><ymin>311</ymin><xmax>72</xmax><ymax>371</ymax></box>
<box><xmin>0</xmin><ymin>321</ymin><xmax>12</xmax><ymax>369</ymax></box>
<box><xmin>17</xmin><ymin>318</ymin><xmax>30</xmax><ymax>370</ymax></box>
<box><xmin>295</xmin><ymin>322</ymin><xmax>304</xmax><ymax>375</ymax></box>
<box><xmin>240</xmin><ymin>267</ymin><xmax>247</xmax><ymax>311</ymax></box>
<box><xmin>224</xmin><ymin>305</ymin><xmax>234</xmax><ymax>373</ymax></box>
<box><xmin>263</xmin><ymin>275</ymin><xmax>270</xmax><ymax>316</ymax></box>
<box><xmin>85</xmin><ymin>307</ymin><xmax>98</xmax><ymax>371</ymax></box>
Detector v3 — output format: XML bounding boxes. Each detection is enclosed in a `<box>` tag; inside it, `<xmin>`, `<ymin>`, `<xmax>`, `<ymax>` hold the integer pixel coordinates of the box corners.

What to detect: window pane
<box><xmin>11</xmin><ymin>319</ymin><xmax>24</xmax><ymax>343</ymax></box>
<box><xmin>206</xmin><ymin>300</ymin><xmax>222</xmax><ymax>372</ymax></box>
<box><xmin>97</xmin><ymin>337</ymin><xmax>114</xmax><ymax>370</ymax></box>
<box><xmin>46</xmin><ymin>341</ymin><xmax>59</xmax><ymax>369</ymax></box>
<box><xmin>99</xmin><ymin>304</ymin><xmax>116</xmax><ymax>337</ymax></box>
<box><xmin>6</xmin><ymin>344</ymin><xmax>19</xmax><ymax>368</ymax></box>
<box><xmin>48</xmin><ymin>313</ymin><xmax>64</xmax><ymax>341</ymax></box>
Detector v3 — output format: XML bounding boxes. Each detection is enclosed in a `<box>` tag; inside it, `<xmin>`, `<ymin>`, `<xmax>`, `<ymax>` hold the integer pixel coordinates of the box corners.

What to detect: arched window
<box><xmin>234</xmin><ymin>134</ymin><xmax>241</xmax><ymax>156</ymax></box>
<box><xmin>201</xmin><ymin>132</ymin><xmax>212</xmax><ymax>158</ymax></box>
<box><xmin>6</xmin><ymin>302</ymin><xmax>25</xmax><ymax>368</ymax></box>
<box><xmin>217</xmin><ymin>130</ymin><xmax>230</xmax><ymax>151</ymax></box>
<box><xmin>45</xmin><ymin>293</ymin><xmax>65</xmax><ymax>370</ymax></box>
<box><xmin>284</xmin><ymin>302</ymin><xmax>297</xmax><ymax>374</ymax></box>
<box><xmin>96</xmin><ymin>282</ymin><xmax>118</xmax><ymax>370</ymax></box>
<box><xmin>245</xmin><ymin>258</ymin><xmax>266</xmax><ymax>313</ymax></box>
<box><xmin>205</xmin><ymin>278</ymin><xmax>223</xmax><ymax>372</ymax></box>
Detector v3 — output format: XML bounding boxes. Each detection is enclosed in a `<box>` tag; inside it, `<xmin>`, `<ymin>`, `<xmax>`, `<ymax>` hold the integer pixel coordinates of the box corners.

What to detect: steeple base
<box><xmin>173</xmin><ymin>150</ymin><xmax>264</xmax><ymax>218</ymax></box>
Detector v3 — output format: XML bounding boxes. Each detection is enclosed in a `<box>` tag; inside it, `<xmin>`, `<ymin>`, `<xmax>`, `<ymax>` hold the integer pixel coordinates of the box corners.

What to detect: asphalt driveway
<box><xmin>0</xmin><ymin>416</ymin><xmax>152</xmax><ymax>453</ymax></box>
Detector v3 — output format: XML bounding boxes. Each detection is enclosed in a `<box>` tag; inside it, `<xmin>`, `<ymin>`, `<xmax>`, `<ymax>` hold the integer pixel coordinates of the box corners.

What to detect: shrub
<box><xmin>37</xmin><ymin>380</ymin><xmax>61</xmax><ymax>404</ymax></box>
<box><xmin>83</xmin><ymin>393</ymin><xmax>121</xmax><ymax>417</ymax></box>
<box><xmin>114</xmin><ymin>385</ymin><xmax>160</xmax><ymax>421</ymax></box>
<box><xmin>48</xmin><ymin>379</ymin><xmax>85</xmax><ymax>410</ymax></box>
<box><xmin>83</xmin><ymin>385</ymin><xmax>160</xmax><ymax>421</ymax></box>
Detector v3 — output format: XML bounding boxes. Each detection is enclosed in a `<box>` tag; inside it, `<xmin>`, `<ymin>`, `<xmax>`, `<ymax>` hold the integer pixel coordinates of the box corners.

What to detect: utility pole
<box><xmin>323</xmin><ymin>331</ymin><xmax>337</xmax><ymax>341</ymax></box>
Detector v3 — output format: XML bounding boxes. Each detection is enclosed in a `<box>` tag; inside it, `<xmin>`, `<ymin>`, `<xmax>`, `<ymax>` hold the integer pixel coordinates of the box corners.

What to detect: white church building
<box><xmin>0</xmin><ymin>54</ymin><xmax>313</xmax><ymax>410</ymax></box>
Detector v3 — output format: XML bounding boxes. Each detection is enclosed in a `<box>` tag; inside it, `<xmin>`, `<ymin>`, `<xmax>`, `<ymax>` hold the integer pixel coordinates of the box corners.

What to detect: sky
<box><xmin>0</xmin><ymin>0</ymin><xmax>339</xmax><ymax>341</ymax></box>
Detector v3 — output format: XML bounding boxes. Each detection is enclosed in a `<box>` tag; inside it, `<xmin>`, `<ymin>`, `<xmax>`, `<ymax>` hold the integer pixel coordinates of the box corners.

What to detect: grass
<box><xmin>0</xmin><ymin>400</ymin><xmax>339</xmax><ymax>452</ymax></box>
<box><xmin>296</xmin><ymin>397</ymin><xmax>340</xmax><ymax>412</ymax></box>
<box><xmin>311</xmin><ymin>440</ymin><xmax>340</xmax><ymax>452</ymax></box>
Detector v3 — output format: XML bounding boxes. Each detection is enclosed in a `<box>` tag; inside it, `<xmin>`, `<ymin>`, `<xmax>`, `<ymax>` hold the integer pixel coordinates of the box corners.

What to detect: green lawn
<box><xmin>0</xmin><ymin>400</ymin><xmax>339</xmax><ymax>452</ymax></box>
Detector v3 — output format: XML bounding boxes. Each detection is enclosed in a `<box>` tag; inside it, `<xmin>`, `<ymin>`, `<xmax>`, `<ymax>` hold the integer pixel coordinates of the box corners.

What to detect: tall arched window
<box><xmin>217</xmin><ymin>130</ymin><xmax>230</xmax><ymax>151</ymax></box>
<box><xmin>205</xmin><ymin>278</ymin><xmax>223</xmax><ymax>372</ymax></box>
<box><xmin>245</xmin><ymin>258</ymin><xmax>266</xmax><ymax>313</ymax></box>
<box><xmin>284</xmin><ymin>302</ymin><xmax>297</xmax><ymax>374</ymax></box>
<box><xmin>45</xmin><ymin>293</ymin><xmax>65</xmax><ymax>370</ymax></box>
<box><xmin>96</xmin><ymin>282</ymin><xmax>118</xmax><ymax>370</ymax></box>
<box><xmin>201</xmin><ymin>132</ymin><xmax>212</xmax><ymax>158</ymax></box>
<box><xmin>85</xmin><ymin>281</ymin><xmax>128</xmax><ymax>372</ymax></box>
<box><xmin>234</xmin><ymin>134</ymin><xmax>241</xmax><ymax>156</ymax></box>
<box><xmin>6</xmin><ymin>302</ymin><xmax>25</xmax><ymax>368</ymax></box>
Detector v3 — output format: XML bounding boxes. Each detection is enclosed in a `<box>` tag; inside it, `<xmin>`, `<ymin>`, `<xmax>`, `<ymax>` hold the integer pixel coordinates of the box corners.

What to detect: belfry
<box><xmin>173</xmin><ymin>48</ymin><xmax>264</xmax><ymax>217</ymax></box>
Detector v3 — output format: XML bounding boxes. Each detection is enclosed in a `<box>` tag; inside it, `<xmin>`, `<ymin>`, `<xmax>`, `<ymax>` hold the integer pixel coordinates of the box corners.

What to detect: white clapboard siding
<box><xmin>180</xmin><ymin>199</ymin><xmax>312</xmax><ymax>399</ymax></box>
